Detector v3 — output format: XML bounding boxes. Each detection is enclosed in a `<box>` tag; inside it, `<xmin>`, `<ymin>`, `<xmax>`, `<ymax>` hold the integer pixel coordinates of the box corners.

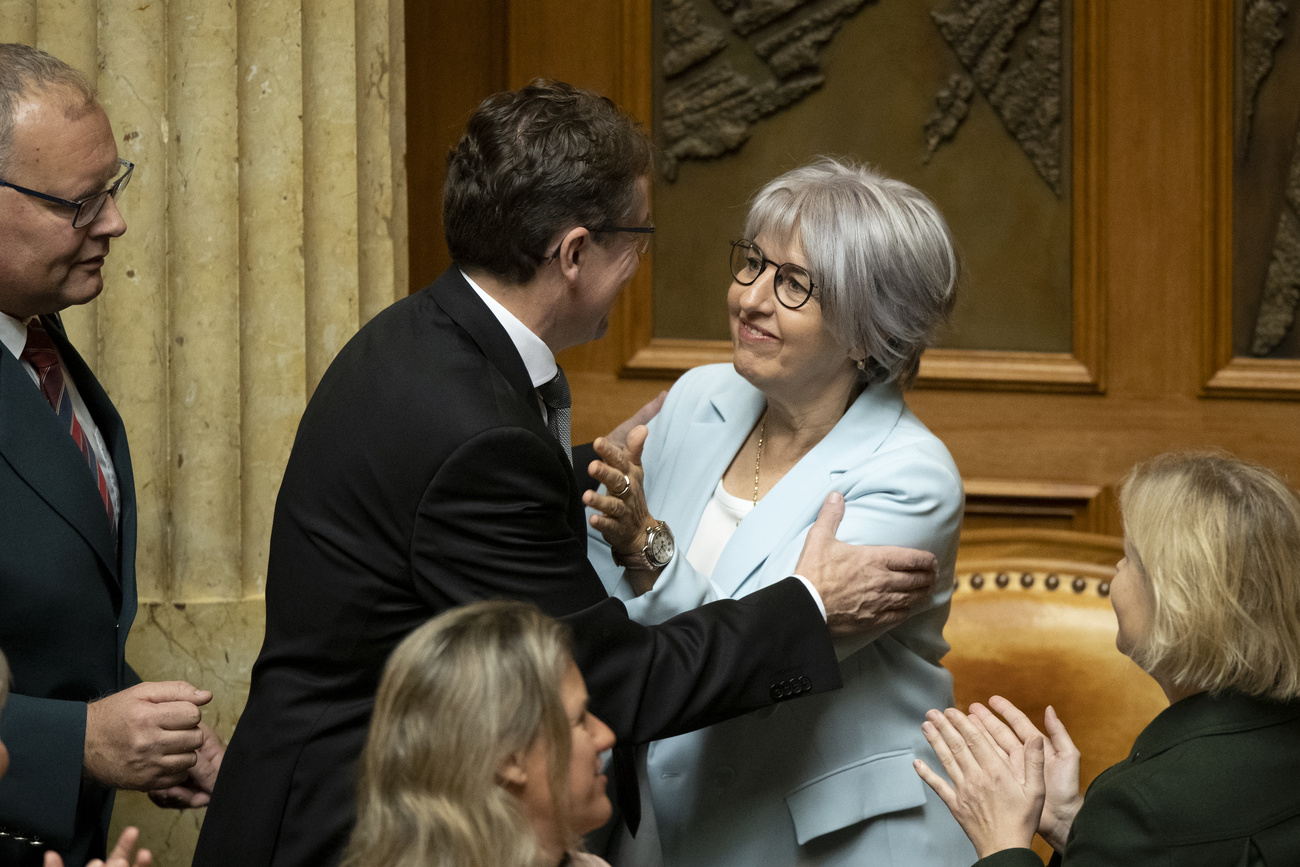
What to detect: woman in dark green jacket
<box><xmin>914</xmin><ymin>452</ymin><xmax>1300</xmax><ymax>867</ymax></box>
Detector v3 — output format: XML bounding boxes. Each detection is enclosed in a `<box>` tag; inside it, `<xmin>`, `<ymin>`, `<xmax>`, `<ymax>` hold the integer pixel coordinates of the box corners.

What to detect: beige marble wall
<box><xmin>0</xmin><ymin>2</ymin><xmax>407</xmax><ymax>863</ymax></box>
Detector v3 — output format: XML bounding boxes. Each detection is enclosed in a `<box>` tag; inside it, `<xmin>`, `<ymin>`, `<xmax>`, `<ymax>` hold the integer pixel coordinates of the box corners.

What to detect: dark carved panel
<box><xmin>651</xmin><ymin>0</ymin><xmax>1074</xmax><ymax>353</ymax></box>
<box><xmin>1240</xmin><ymin>0</ymin><xmax>1288</xmax><ymax>149</ymax></box>
<box><xmin>659</xmin><ymin>0</ymin><xmax>875</xmax><ymax>180</ymax></box>
<box><xmin>1250</xmin><ymin>121</ymin><xmax>1300</xmax><ymax>354</ymax></box>
<box><xmin>924</xmin><ymin>0</ymin><xmax>1065</xmax><ymax>196</ymax></box>
<box><xmin>1235</xmin><ymin>0</ymin><xmax>1300</xmax><ymax>358</ymax></box>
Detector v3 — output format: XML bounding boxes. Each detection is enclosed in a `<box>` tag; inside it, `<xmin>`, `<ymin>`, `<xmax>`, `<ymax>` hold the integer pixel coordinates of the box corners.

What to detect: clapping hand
<box><xmin>970</xmin><ymin>698</ymin><xmax>1083</xmax><ymax>853</ymax></box>
<box><xmin>44</xmin><ymin>826</ymin><xmax>150</xmax><ymax>867</ymax></box>
<box><xmin>913</xmin><ymin>706</ymin><xmax>1045</xmax><ymax>859</ymax></box>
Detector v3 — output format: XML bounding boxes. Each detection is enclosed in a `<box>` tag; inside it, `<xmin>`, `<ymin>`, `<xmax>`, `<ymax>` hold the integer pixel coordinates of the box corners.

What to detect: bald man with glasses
<box><xmin>0</xmin><ymin>43</ymin><xmax>222</xmax><ymax>867</ymax></box>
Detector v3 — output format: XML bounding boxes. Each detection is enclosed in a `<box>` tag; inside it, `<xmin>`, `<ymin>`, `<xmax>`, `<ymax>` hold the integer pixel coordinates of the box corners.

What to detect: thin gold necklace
<box><xmin>752</xmin><ymin>413</ymin><xmax>767</xmax><ymax>506</ymax></box>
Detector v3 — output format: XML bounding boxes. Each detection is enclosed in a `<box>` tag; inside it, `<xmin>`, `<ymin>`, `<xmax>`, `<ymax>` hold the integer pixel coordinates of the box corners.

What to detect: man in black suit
<box><xmin>194</xmin><ymin>80</ymin><xmax>939</xmax><ymax>867</ymax></box>
<box><xmin>0</xmin><ymin>43</ymin><xmax>222</xmax><ymax>866</ymax></box>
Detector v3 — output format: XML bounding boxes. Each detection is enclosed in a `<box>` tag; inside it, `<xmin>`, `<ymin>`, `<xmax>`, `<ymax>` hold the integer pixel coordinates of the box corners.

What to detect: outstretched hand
<box><xmin>583</xmin><ymin>426</ymin><xmax>660</xmax><ymax>595</ymax></box>
<box><xmin>914</xmin><ymin>707</ymin><xmax>1045</xmax><ymax>859</ymax></box>
<box><xmin>794</xmin><ymin>493</ymin><xmax>937</xmax><ymax>636</ymax></box>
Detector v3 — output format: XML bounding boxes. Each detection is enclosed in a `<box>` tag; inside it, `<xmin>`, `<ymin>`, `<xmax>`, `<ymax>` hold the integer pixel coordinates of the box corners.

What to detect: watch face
<box><xmin>648</xmin><ymin>526</ymin><xmax>674</xmax><ymax>565</ymax></box>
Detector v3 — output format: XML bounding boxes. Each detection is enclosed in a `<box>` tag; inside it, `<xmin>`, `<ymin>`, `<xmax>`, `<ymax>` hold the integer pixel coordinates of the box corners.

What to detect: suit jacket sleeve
<box><xmin>0</xmin><ymin>687</ymin><xmax>88</xmax><ymax>849</ymax></box>
<box><xmin>973</xmin><ymin>850</ymin><xmax>1047</xmax><ymax>867</ymax></box>
<box><xmin>410</xmin><ymin>423</ymin><xmax>840</xmax><ymax>745</ymax></box>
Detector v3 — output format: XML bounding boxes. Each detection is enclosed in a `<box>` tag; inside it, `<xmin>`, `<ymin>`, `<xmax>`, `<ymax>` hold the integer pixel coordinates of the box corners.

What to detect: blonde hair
<box><xmin>1120</xmin><ymin>451</ymin><xmax>1300</xmax><ymax>700</ymax></box>
<box><xmin>340</xmin><ymin>600</ymin><xmax>576</xmax><ymax>867</ymax></box>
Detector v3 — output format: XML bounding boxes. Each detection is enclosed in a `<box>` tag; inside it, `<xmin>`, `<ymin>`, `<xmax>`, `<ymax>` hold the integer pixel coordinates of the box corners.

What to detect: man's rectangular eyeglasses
<box><xmin>549</xmin><ymin>223</ymin><xmax>655</xmax><ymax>260</ymax></box>
<box><xmin>729</xmin><ymin>239</ymin><xmax>819</xmax><ymax>309</ymax></box>
<box><xmin>596</xmin><ymin>224</ymin><xmax>655</xmax><ymax>256</ymax></box>
<box><xmin>0</xmin><ymin>158</ymin><xmax>134</xmax><ymax>229</ymax></box>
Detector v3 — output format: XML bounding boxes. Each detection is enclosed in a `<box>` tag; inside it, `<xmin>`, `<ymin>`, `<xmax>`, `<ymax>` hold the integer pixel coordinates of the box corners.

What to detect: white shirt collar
<box><xmin>461</xmin><ymin>269</ymin><xmax>558</xmax><ymax>388</ymax></box>
<box><xmin>0</xmin><ymin>311</ymin><xmax>31</xmax><ymax>361</ymax></box>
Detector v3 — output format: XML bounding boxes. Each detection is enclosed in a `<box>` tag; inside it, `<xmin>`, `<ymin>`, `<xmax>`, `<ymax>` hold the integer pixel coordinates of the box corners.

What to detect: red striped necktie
<box><xmin>21</xmin><ymin>319</ymin><xmax>116</xmax><ymax>530</ymax></box>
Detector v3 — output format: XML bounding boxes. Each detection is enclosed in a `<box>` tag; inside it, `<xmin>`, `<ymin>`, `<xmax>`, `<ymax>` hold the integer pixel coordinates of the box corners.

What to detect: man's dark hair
<box><xmin>0</xmin><ymin>43</ymin><xmax>97</xmax><ymax>174</ymax></box>
<box><xmin>444</xmin><ymin>80</ymin><xmax>652</xmax><ymax>284</ymax></box>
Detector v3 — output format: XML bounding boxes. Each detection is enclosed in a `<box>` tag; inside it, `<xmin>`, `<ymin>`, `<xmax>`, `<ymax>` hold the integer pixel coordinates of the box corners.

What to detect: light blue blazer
<box><xmin>589</xmin><ymin>364</ymin><xmax>975</xmax><ymax>867</ymax></box>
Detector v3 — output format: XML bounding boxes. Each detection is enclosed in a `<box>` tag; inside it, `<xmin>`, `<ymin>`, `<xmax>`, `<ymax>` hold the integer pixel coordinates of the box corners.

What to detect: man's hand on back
<box><xmin>794</xmin><ymin>492</ymin><xmax>938</xmax><ymax>636</ymax></box>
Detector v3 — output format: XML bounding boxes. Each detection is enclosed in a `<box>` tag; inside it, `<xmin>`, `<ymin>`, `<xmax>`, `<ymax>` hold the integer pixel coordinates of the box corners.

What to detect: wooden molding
<box><xmin>613</xmin><ymin>0</ymin><xmax>1107</xmax><ymax>393</ymax></box>
<box><xmin>624</xmin><ymin>345</ymin><xmax>1101</xmax><ymax>391</ymax></box>
<box><xmin>1199</xmin><ymin>0</ymin><xmax>1300</xmax><ymax>399</ymax></box>
<box><xmin>917</xmin><ymin>350</ymin><xmax>1098</xmax><ymax>391</ymax></box>
<box><xmin>963</xmin><ymin>478</ymin><xmax>1106</xmax><ymax>531</ymax></box>
<box><xmin>1068</xmin><ymin>0</ymin><xmax>1108</xmax><ymax>393</ymax></box>
<box><xmin>1204</xmin><ymin>356</ymin><xmax>1300</xmax><ymax>397</ymax></box>
<box><xmin>956</xmin><ymin>527</ymin><xmax>1123</xmax><ymax>571</ymax></box>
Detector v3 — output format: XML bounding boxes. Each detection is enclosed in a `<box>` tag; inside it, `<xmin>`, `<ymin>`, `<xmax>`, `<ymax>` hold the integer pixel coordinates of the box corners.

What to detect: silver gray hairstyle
<box><xmin>744</xmin><ymin>157</ymin><xmax>958</xmax><ymax>388</ymax></box>
<box><xmin>0</xmin><ymin>43</ymin><xmax>97</xmax><ymax>174</ymax></box>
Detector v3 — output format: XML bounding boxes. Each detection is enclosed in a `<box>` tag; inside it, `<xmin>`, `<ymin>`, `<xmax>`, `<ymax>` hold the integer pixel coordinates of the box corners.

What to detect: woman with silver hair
<box><xmin>584</xmin><ymin>157</ymin><xmax>973</xmax><ymax>866</ymax></box>
<box><xmin>915</xmin><ymin>451</ymin><xmax>1300</xmax><ymax>866</ymax></box>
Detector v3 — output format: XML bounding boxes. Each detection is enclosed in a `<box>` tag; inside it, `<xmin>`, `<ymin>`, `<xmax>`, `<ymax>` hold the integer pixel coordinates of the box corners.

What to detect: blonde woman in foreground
<box><xmin>341</xmin><ymin>600</ymin><xmax>615</xmax><ymax>867</ymax></box>
<box><xmin>916</xmin><ymin>452</ymin><xmax>1300</xmax><ymax>866</ymax></box>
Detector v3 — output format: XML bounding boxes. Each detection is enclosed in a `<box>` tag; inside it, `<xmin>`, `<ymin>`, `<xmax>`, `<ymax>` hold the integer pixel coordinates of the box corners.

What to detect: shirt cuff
<box><xmin>790</xmin><ymin>573</ymin><xmax>827</xmax><ymax>621</ymax></box>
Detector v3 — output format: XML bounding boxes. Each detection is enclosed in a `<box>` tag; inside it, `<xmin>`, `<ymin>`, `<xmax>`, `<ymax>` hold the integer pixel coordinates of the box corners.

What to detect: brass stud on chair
<box><xmin>969</xmin><ymin>573</ymin><xmax>985</xmax><ymax>589</ymax></box>
<box><xmin>1098</xmin><ymin>582</ymin><xmax>1110</xmax><ymax>597</ymax></box>
<box><xmin>1045</xmin><ymin>573</ymin><xmax>1060</xmax><ymax>590</ymax></box>
<box><xmin>1071</xmin><ymin>576</ymin><xmax>1087</xmax><ymax>593</ymax></box>
<box><xmin>995</xmin><ymin>572</ymin><xmax>1010</xmax><ymax>588</ymax></box>
<box><xmin>1020</xmin><ymin>572</ymin><xmax>1034</xmax><ymax>588</ymax></box>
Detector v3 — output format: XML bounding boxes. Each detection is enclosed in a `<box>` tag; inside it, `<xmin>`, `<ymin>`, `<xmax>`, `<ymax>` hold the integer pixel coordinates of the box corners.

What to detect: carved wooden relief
<box><xmin>924</xmin><ymin>0</ymin><xmax>1065</xmax><ymax>196</ymax></box>
<box><xmin>659</xmin><ymin>0</ymin><xmax>875</xmax><ymax>181</ymax></box>
<box><xmin>1234</xmin><ymin>0</ymin><xmax>1300</xmax><ymax>360</ymax></box>
<box><xmin>649</xmin><ymin>0</ymin><xmax>1089</xmax><ymax>384</ymax></box>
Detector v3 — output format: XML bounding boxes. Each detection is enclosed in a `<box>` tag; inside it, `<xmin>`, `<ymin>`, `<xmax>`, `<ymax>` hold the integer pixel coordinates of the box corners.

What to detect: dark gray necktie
<box><xmin>537</xmin><ymin>367</ymin><xmax>573</xmax><ymax>467</ymax></box>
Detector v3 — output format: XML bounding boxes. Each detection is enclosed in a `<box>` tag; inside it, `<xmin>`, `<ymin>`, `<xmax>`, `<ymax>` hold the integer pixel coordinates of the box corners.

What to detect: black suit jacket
<box><xmin>0</xmin><ymin>315</ymin><xmax>137</xmax><ymax>867</ymax></box>
<box><xmin>193</xmin><ymin>269</ymin><xmax>840</xmax><ymax>867</ymax></box>
<box><xmin>977</xmin><ymin>692</ymin><xmax>1300</xmax><ymax>867</ymax></box>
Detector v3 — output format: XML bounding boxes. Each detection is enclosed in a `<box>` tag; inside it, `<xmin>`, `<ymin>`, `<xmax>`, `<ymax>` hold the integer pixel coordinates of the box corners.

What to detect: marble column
<box><xmin>1</xmin><ymin>0</ymin><xmax>407</xmax><ymax>859</ymax></box>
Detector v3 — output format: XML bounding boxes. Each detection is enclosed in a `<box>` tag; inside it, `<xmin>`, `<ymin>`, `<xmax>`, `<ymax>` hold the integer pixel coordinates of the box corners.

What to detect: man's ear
<box><xmin>555</xmin><ymin>227</ymin><xmax>591</xmax><ymax>283</ymax></box>
<box><xmin>497</xmin><ymin>751</ymin><xmax>529</xmax><ymax>790</ymax></box>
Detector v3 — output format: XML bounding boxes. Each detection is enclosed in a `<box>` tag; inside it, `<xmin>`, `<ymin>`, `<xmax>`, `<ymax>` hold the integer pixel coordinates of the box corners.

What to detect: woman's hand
<box><xmin>582</xmin><ymin>426</ymin><xmax>660</xmax><ymax>595</ymax></box>
<box><xmin>971</xmin><ymin>698</ymin><xmax>1083</xmax><ymax>853</ymax></box>
<box><xmin>45</xmin><ymin>826</ymin><xmax>151</xmax><ymax>867</ymax></box>
<box><xmin>914</xmin><ymin>707</ymin><xmax>1045</xmax><ymax>859</ymax></box>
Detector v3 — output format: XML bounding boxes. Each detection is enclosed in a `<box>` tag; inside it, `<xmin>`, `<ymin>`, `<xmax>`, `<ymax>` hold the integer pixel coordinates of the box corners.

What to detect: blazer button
<box><xmin>770</xmin><ymin>684</ymin><xmax>783</xmax><ymax>700</ymax></box>
<box><xmin>799</xmin><ymin>676</ymin><xmax>811</xmax><ymax>691</ymax></box>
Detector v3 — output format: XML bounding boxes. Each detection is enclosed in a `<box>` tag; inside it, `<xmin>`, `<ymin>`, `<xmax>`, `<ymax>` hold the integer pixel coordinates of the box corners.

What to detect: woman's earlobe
<box><xmin>497</xmin><ymin>752</ymin><xmax>528</xmax><ymax>789</ymax></box>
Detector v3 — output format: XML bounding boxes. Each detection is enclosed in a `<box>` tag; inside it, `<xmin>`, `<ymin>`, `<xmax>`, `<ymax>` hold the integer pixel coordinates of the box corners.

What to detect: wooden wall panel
<box><xmin>403</xmin><ymin>0</ymin><xmax>1300</xmax><ymax>539</ymax></box>
<box><xmin>404</xmin><ymin>0</ymin><xmax>507</xmax><ymax>291</ymax></box>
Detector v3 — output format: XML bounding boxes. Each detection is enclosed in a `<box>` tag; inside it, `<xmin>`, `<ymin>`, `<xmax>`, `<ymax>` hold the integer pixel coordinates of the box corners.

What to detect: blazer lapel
<box><xmin>0</xmin><ymin>330</ymin><xmax>120</xmax><ymax>580</ymax></box>
<box><xmin>708</xmin><ymin>382</ymin><xmax>907</xmax><ymax>599</ymax></box>
<box><xmin>648</xmin><ymin>381</ymin><xmax>765</xmax><ymax>543</ymax></box>
<box><xmin>426</xmin><ymin>267</ymin><xmax>579</xmax><ymax>513</ymax></box>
